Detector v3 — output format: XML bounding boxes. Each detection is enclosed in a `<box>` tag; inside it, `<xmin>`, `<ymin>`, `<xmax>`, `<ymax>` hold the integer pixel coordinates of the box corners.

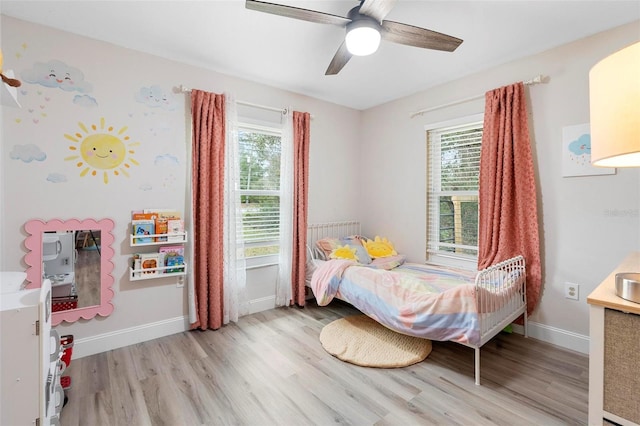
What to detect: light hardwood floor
<box><xmin>74</xmin><ymin>247</ymin><xmax>101</xmax><ymax>309</ymax></box>
<box><xmin>59</xmin><ymin>301</ymin><xmax>589</xmax><ymax>426</ymax></box>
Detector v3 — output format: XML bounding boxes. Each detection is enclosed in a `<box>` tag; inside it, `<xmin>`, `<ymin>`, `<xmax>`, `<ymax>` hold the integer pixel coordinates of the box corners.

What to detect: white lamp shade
<box><xmin>589</xmin><ymin>42</ymin><xmax>640</xmax><ymax>167</ymax></box>
<box><xmin>345</xmin><ymin>24</ymin><xmax>381</xmax><ymax>56</ymax></box>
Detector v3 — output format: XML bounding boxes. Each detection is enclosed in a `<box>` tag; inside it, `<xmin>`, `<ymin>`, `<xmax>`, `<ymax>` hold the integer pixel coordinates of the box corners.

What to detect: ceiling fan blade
<box><xmin>325</xmin><ymin>41</ymin><xmax>352</xmax><ymax>75</ymax></box>
<box><xmin>246</xmin><ymin>0</ymin><xmax>350</xmax><ymax>27</ymax></box>
<box><xmin>358</xmin><ymin>0</ymin><xmax>398</xmax><ymax>23</ymax></box>
<box><xmin>381</xmin><ymin>20</ymin><xmax>463</xmax><ymax>52</ymax></box>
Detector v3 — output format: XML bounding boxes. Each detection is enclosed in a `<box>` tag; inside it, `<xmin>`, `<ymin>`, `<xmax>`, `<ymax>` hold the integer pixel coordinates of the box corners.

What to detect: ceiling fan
<box><xmin>245</xmin><ymin>0</ymin><xmax>463</xmax><ymax>75</ymax></box>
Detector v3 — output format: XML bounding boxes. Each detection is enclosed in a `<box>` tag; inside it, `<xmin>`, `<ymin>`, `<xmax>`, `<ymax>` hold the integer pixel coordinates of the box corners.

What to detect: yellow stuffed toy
<box><xmin>363</xmin><ymin>236</ymin><xmax>397</xmax><ymax>258</ymax></box>
<box><xmin>0</xmin><ymin>49</ymin><xmax>22</xmax><ymax>88</ymax></box>
<box><xmin>329</xmin><ymin>244</ymin><xmax>359</xmax><ymax>261</ymax></box>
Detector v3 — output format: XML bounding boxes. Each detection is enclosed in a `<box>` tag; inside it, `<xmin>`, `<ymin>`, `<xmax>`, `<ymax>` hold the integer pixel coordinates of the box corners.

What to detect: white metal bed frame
<box><xmin>307</xmin><ymin>221</ymin><xmax>528</xmax><ymax>385</ymax></box>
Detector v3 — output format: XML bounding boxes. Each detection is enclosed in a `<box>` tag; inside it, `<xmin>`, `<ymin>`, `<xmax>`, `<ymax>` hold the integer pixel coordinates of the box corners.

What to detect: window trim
<box><xmin>238</xmin><ymin>122</ymin><xmax>281</xmax><ymax>137</ymax></box>
<box><xmin>423</xmin><ymin>113</ymin><xmax>484</xmax><ymax>133</ymax></box>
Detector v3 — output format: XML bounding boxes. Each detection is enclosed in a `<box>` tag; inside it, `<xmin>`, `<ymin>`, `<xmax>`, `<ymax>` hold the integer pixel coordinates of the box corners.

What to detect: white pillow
<box><xmin>305</xmin><ymin>258</ymin><xmax>325</xmax><ymax>285</ymax></box>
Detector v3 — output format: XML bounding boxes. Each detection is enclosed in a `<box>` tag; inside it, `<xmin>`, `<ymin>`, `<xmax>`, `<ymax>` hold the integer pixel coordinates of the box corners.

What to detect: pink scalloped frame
<box><xmin>24</xmin><ymin>218</ymin><xmax>115</xmax><ymax>325</ymax></box>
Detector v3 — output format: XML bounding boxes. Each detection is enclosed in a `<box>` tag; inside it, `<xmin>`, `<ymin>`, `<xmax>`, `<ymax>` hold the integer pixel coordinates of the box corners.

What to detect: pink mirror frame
<box><xmin>24</xmin><ymin>218</ymin><xmax>115</xmax><ymax>325</ymax></box>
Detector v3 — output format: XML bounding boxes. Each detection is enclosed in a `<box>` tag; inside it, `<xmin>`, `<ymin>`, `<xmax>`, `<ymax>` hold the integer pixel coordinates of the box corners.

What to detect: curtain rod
<box><xmin>179</xmin><ymin>85</ymin><xmax>287</xmax><ymax>114</ymax></box>
<box><xmin>409</xmin><ymin>75</ymin><xmax>546</xmax><ymax>119</ymax></box>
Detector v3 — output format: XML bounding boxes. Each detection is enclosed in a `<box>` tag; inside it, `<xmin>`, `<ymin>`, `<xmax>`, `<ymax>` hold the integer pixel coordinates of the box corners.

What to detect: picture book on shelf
<box><xmin>167</xmin><ymin>219</ymin><xmax>185</xmax><ymax>242</ymax></box>
<box><xmin>166</xmin><ymin>255</ymin><xmax>185</xmax><ymax>273</ymax></box>
<box><xmin>132</xmin><ymin>220</ymin><xmax>155</xmax><ymax>244</ymax></box>
<box><xmin>139</xmin><ymin>253</ymin><xmax>160</xmax><ymax>276</ymax></box>
<box><xmin>133</xmin><ymin>209</ymin><xmax>180</xmax><ymax>217</ymax></box>
<box><xmin>145</xmin><ymin>209</ymin><xmax>181</xmax><ymax>220</ymax></box>
<box><xmin>155</xmin><ymin>217</ymin><xmax>168</xmax><ymax>242</ymax></box>
<box><xmin>159</xmin><ymin>246</ymin><xmax>185</xmax><ymax>273</ymax></box>
<box><xmin>132</xmin><ymin>254</ymin><xmax>142</xmax><ymax>278</ymax></box>
<box><xmin>157</xmin><ymin>251</ymin><xmax>166</xmax><ymax>272</ymax></box>
<box><xmin>158</xmin><ymin>246</ymin><xmax>184</xmax><ymax>257</ymax></box>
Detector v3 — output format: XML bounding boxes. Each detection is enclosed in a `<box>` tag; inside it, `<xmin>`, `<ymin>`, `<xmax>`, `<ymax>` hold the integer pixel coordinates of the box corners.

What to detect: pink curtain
<box><xmin>478</xmin><ymin>82</ymin><xmax>542</xmax><ymax>317</ymax></box>
<box><xmin>291</xmin><ymin>111</ymin><xmax>311</xmax><ymax>306</ymax></box>
<box><xmin>190</xmin><ymin>90</ymin><xmax>226</xmax><ymax>330</ymax></box>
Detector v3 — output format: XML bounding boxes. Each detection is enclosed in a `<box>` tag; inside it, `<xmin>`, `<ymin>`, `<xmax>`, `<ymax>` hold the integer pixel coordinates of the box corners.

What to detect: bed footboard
<box><xmin>475</xmin><ymin>255</ymin><xmax>527</xmax><ymax>345</ymax></box>
<box><xmin>468</xmin><ymin>255</ymin><xmax>528</xmax><ymax>385</ymax></box>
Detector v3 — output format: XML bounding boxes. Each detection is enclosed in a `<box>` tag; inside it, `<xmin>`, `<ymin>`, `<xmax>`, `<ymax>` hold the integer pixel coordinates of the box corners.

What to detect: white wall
<box><xmin>359</xmin><ymin>21</ymin><xmax>640</xmax><ymax>352</ymax></box>
<box><xmin>0</xmin><ymin>15</ymin><xmax>361</xmax><ymax>355</ymax></box>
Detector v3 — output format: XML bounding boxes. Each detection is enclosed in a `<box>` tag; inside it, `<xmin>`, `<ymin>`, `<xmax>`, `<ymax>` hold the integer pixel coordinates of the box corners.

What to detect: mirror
<box><xmin>24</xmin><ymin>218</ymin><xmax>115</xmax><ymax>325</ymax></box>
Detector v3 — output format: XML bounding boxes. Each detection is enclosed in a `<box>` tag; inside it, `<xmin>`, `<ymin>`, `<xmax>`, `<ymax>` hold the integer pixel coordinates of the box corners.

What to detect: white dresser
<box><xmin>1</xmin><ymin>272</ymin><xmax>62</xmax><ymax>426</ymax></box>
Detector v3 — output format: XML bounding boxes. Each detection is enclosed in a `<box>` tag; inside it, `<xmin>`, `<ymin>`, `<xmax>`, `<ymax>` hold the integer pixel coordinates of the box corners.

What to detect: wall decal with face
<box><xmin>21</xmin><ymin>59</ymin><xmax>93</xmax><ymax>93</ymax></box>
<box><xmin>135</xmin><ymin>85</ymin><xmax>176</xmax><ymax>110</ymax></box>
<box><xmin>64</xmin><ymin>117</ymin><xmax>140</xmax><ymax>184</ymax></box>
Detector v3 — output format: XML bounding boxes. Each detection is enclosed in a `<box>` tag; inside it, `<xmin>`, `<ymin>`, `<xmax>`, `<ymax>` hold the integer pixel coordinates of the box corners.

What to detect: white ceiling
<box><xmin>2</xmin><ymin>1</ymin><xmax>639</xmax><ymax>110</ymax></box>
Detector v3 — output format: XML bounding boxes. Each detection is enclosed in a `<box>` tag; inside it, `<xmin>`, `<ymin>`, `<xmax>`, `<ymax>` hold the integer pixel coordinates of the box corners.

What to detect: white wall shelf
<box><xmin>130</xmin><ymin>231</ymin><xmax>187</xmax><ymax>247</ymax></box>
<box><xmin>129</xmin><ymin>263</ymin><xmax>187</xmax><ymax>281</ymax></box>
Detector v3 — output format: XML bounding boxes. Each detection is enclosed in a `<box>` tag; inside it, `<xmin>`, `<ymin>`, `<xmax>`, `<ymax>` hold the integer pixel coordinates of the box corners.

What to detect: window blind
<box><xmin>238</xmin><ymin>128</ymin><xmax>281</xmax><ymax>245</ymax></box>
<box><xmin>427</xmin><ymin>121</ymin><xmax>483</xmax><ymax>260</ymax></box>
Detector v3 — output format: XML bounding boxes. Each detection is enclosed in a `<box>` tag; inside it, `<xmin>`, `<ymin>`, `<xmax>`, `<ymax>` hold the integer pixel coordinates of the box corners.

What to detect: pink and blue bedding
<box><xmin>310</xmin><ymin>258</ymin><xmax>522</xmax><ymax>346</ymax></box>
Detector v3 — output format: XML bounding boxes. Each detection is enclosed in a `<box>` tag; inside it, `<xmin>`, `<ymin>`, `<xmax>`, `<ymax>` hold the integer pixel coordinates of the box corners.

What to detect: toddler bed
<box><xmin>306</xmin><ymin>221</ymin><xmax>528</xmax><ymax>385</ymax></box>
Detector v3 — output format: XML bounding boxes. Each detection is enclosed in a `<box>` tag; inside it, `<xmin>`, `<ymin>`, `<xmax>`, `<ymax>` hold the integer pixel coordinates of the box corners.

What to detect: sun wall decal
<box><xmin>64</xmin><ymin>117</ymin><xmax>140</xmax><ymax>184</ymax></box>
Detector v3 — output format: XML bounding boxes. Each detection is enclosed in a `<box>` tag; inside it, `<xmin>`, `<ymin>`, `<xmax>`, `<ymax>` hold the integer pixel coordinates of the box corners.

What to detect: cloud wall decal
<box><xmin>21</xmin><ymin>59</ymin><xmax>93</xmax><ymax>93</ymax></box>
<box><xmin>10</xmin><ymin>144</ymin><xmax>47</xmax><ymax>163</ymax></box>
<box><xmin>135</xmin><ymin>85</ymin><xmax>176</xmax><ymax>110</ymax></box>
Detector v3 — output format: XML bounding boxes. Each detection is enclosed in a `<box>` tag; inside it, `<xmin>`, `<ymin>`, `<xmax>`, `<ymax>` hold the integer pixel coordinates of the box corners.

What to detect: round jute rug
<box><xmin>319</xmin><ymin>314</ymin><xmax>432</xmax><ymax>368</ymax></box>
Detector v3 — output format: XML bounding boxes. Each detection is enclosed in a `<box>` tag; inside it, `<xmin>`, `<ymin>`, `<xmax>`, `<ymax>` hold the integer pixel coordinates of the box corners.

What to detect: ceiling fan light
<box><xmin>345</xmin><ymin>21</ymin><xmax>381</xmax><ymax>56</ymax></box>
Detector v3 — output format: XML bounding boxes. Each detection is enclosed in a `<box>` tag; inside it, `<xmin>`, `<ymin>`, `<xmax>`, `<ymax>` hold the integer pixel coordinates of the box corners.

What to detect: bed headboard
<box><xmin>307</xmin><ymin>221</ymin><xmax>361</xmax><ymax>259</ymax></box>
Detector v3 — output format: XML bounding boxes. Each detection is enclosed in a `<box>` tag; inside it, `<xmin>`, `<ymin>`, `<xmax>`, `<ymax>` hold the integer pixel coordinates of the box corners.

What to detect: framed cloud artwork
<box><xmin>562</xmin><ymin>123</ymin><xmax>616</xmax><ymax>177</ymax></box>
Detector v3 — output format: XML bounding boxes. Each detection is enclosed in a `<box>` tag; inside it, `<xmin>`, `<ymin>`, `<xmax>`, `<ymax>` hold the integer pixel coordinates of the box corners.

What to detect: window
<box><xmin>238</xmin><ymin>124</ymin><xmax>282</xmax><ymax>258</ymax></box>
<box><xmin>426</xmin><ymin>115</ymin><xmax>483</xmax><ymax>264</ymax></box>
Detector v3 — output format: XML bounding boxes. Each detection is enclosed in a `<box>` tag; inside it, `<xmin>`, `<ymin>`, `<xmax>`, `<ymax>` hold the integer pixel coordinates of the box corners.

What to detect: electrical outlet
<box><xmin>63</xmin><ymin>257</ymin><xmax>69</xmax><ymax>265</ymax></box>
<box><xmin>564</xmin><ymin>282</ymin><xmax>579</xmax><ymax>300</ymax></box>
<box><xmin>177</xmin><ymin>276</ymin><xmax>185</xmax><ymax>288</ymax></box>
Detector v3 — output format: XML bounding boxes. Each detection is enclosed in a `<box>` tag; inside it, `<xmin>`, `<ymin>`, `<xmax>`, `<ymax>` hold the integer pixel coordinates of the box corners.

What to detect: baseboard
<box><xmin>73</xmin><ymin>297</ymin><xmax>276</xmax><ymax>359</ymax></box>
<box><xmin>73</xmin><ymin>316</ymin><xmax>189</xmax><ymax>359</ymax></box>
<box><xmin>511</xmin><ymin>321</ymin><xmax>589</xmax><ymax>354</ymax></box>
<box><xmin>249</xmin><ymin>295</ymin><xmax>276</xmax><ymax>314</ymax></box>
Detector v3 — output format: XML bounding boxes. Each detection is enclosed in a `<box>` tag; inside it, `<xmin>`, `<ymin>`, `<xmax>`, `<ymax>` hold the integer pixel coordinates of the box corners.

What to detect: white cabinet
<box><xmin>1</xmin><ymin>272</ymin><xmax>62</xmax><ymax>426</ymax></box>
<box><xmin>587</xmin><ymin>252</ymin><xmax>640</xmax><ymax>426</ymax></box>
